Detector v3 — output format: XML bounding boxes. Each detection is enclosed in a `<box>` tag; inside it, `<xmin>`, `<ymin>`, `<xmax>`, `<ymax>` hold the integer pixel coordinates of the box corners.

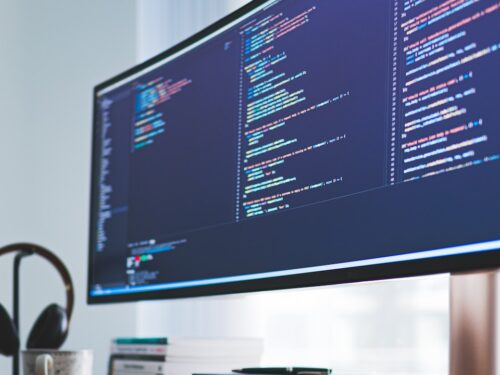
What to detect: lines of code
<box><xmin>236</xmin><ymin>5</ymin><xmax>353</xmax><ymax>220</ymax></box>
<box><xmin>396</xmin><ymin>0</ymin><xmax>500</xmax><ymax>181</ymax></box>
<box><xmin>133</xmin><ymin>77</ymin><xmax>192</xmax><ymax>150</ymax></box>
<box><xmin>96</xmin><ymin>98</ymin><xmax>113</xmax><ymax>252</ymax></box>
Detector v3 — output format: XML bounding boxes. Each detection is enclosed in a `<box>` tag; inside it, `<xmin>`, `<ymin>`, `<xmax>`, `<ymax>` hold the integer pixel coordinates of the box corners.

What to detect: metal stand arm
<box><xmin>12</xmin><ymin>251</ymin><xmax>33</xmax><ymax>375</ymax></box>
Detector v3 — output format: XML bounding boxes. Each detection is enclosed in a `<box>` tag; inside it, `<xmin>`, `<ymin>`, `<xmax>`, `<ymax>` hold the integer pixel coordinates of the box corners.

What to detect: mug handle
<box><xmin>35</xmin><ymin>354</ymin><xmax>55</xmax><ymax>375</ymax></box>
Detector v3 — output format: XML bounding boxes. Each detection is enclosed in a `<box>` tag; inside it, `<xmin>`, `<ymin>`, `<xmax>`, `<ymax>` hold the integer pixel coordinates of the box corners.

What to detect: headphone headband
<box><xmin>0</xmin><ymin>243</ymin><xmax>74</xmax><ymax>322</ymax></box>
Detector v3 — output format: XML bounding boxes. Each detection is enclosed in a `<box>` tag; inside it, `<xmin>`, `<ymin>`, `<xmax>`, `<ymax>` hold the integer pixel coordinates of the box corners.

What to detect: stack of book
<box><xmin>109</xmin><ymin>337</ymin><xmax>168</xmax><ymax>375</ymax></box>
<box><xmin>108</xmin><ymin>337</ymin><xmax>263</xmax><ymax>375</ymax></box>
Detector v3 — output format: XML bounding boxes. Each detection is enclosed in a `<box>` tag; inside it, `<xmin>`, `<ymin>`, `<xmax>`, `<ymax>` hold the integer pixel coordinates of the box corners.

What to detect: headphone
<box><xmin>0</xmin><ymin>243</ymin><xmax>74</xmax><ymax>357</ymax></box>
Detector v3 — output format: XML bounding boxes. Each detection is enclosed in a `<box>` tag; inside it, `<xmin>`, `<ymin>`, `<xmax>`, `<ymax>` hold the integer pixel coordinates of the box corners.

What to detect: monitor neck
<box><xmin>450</xmin><ymin>269</ymin><xmax>499</xmax><ymax>375</ymax></box>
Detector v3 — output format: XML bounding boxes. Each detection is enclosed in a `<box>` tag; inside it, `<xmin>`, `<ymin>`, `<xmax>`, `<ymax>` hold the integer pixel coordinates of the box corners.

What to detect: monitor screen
<box><xmin>88</xmin><ymin>0</ymin><xmax>500</xmax><ymax>303</ymax></box>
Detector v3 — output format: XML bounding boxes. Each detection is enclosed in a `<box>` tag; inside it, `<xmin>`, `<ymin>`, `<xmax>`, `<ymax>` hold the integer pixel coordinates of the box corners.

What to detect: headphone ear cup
<box><xmin>27</xmin><ymin>304</ymin><xmax>68</xmax><ymax>350</ymax></box>
<box><xmin>0</xmin><ymin>304</ymin><xmax>19</xmax><ymax>356</ymax></box>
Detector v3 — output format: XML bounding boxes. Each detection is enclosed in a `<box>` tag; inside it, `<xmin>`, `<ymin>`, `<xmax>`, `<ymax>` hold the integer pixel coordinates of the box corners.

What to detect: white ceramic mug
<box><xmin>22</xmin><ymin>350</ymin><xmax>93</xmax><ymax>375</ymax></box>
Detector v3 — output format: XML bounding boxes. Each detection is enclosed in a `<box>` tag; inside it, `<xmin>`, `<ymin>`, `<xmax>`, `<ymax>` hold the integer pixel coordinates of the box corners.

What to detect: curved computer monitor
<box><xmin>88</xmin><ymin>0</ymin><xmax>500</xmax><ymax>304</ymax></box>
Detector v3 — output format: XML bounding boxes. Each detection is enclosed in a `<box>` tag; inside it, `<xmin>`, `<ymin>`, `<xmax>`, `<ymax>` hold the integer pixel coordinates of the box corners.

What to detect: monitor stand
<box><xmin>450</xmin><ymin>269</ymin><xmax>499</xmax><ymax>375</ymax></box>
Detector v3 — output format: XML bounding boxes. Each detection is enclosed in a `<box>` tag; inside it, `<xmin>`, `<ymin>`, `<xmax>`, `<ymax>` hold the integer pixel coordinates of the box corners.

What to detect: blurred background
<box><xmin>0</xmin><ymin>1</ymin><xmax>449</xmax><ymax>374</ymax></box>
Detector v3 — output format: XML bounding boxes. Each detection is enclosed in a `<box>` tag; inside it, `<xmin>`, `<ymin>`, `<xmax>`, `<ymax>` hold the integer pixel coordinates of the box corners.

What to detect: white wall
<box><xmin>0</xmin><ymin>1</ymin><xmax>140</xmax><ymax>373</ymax></box>
<box><xmin>0</xmin><ymin>1</ymin><xmax>28</xmax><ymax>243</ymax></box>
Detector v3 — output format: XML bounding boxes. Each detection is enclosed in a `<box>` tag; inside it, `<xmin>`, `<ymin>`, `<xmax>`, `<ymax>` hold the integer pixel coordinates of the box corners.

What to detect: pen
<box><xmin>233</xmin><ymin>368</ymin><xmax>332</xmax><ymax>375</ymax></box>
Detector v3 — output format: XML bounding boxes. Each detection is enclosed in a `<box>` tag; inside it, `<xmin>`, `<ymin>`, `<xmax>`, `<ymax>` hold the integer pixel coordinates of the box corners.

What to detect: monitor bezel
<box><xmin>87</xmin><ymin>0</ymin><xmax>500</xmax><ymax>305</ymax></box>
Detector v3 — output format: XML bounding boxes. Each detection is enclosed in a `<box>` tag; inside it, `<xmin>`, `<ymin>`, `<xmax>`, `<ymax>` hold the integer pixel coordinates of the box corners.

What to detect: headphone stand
<box><xmin>12</xmin><ymin>250</ymin><xmax>33</xmax><ymax>375</ymax></box>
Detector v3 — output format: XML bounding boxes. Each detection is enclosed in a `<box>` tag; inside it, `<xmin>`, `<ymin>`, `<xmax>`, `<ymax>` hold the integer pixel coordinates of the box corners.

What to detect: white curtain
<box><xmin>137</xmin><ymin>0</ymin><xmax>249</xmax><ymax>62</ymax></box>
